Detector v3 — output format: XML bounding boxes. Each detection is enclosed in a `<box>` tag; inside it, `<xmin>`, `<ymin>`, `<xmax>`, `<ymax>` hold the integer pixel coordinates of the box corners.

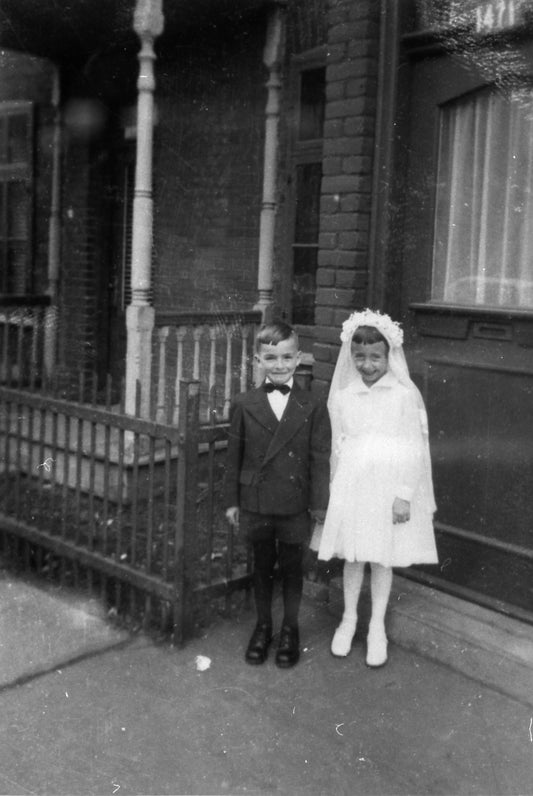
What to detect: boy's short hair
<box><xmin>351</xmin><ymin>324</ymin><xmax>390</xmax><ymax>353</ymax></box>
<box><xmin>256</xmin><ymin>321</ymin><xmax>299</xmax><ymax>351</ymax></box>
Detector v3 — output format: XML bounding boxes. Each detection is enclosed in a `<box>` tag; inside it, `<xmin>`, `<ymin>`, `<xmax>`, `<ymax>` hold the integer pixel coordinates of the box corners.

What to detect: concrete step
<box><xmin>305</xmin><ymin>573</ymin><xmax>533</xmax><ymax>707</ymax></box>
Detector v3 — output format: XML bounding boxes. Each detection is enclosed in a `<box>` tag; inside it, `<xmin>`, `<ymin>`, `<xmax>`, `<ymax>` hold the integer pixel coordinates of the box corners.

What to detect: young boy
<box><xmin>225</xmin><ymin>322</ymin><xmax>331</xmax><ymax>668</ymax></box>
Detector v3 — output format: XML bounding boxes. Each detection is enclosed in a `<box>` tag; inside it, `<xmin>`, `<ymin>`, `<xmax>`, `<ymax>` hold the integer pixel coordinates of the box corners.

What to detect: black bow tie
<box><xmin>263</xmin><ymin>382</ymin><xmax>291</xmax><ymax>395</ymax></box>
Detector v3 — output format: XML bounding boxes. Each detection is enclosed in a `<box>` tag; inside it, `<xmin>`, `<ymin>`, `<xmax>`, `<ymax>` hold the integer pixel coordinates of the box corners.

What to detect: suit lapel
<box><xmin>263</xmin><ymin>384</ymin><xmax>313</xmax><ymax>464</ymax></box>
<box><xmin>244</xmin><ymin>387</ymin><xmax>279</xmax><ymax>435</ymax></box>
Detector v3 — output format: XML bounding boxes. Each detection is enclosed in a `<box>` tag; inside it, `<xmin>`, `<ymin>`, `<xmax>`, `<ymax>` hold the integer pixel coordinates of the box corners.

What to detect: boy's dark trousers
<box><xmin>242</xmin><ymin>510</ymin><xmax>311</xmax><ymax>630</ymax></box>
<box><xmin>253</xmin><ymin>539</ymin><xmax>303</xmax><ymax>628</ymax></box>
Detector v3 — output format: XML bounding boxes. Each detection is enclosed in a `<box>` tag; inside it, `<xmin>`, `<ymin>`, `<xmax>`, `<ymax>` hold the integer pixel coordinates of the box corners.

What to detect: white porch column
<box><xmin>125</xmin><ymin>0</ymin><xmax>164</xmax><ymax>417</ymax></box>
<box><xmin>254</xmin><ymin>1</ymin><xmax>287</xmax><ymax>322</ymax></box>
<box><xmin>44</xmin><ymin>67</ymin><xmax>62</xmax><ymax>379</ymax></box>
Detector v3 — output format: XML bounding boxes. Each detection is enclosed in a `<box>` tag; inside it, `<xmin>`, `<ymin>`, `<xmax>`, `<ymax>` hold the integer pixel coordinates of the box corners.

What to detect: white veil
<box><xmin>328</xmin><ymin>309</ymin><xmax>436</xmax><ymax>513</ymax></box>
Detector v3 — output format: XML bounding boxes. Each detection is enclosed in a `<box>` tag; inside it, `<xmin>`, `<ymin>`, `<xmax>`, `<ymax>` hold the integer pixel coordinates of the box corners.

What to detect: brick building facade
<box><xmin>153</xmin><ymin>27</ymin><xmax>265</xmax><ymax>314</ymax></box>
<box><xmin>2</xmin><ymin>0</ymin><xmax>533</xmax><ymax>621</ymax></box>
<box><xmin>0</xmin><ymin>0</ymin><xmax>383</xmax><ymax>389</ymax></box>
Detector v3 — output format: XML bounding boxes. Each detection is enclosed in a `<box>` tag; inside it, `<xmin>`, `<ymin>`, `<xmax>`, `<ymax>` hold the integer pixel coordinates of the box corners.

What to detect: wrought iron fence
<box><xmin>0</xmin><ymin>378</ymin><xmax>251</xmax><ymax>643</ymax></box>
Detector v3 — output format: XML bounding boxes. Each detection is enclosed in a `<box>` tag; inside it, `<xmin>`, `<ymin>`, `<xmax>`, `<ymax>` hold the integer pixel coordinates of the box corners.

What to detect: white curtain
<box><xmin>432</xmin><ymin>87</ymin><xmax>533</xmax><ymax>308</ymax></box>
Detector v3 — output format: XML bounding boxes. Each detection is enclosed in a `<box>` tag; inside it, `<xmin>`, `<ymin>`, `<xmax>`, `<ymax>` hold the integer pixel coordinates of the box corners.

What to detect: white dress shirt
<box><xmin>265</xmin><ymin>377</ymin><xmax>293</xmax><ymax>421</ymax></box>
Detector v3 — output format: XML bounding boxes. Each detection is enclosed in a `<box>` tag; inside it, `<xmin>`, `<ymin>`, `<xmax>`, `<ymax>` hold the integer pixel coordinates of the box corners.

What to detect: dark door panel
<box><xmin>427</xmin><ymin>361</ymin><xmax>533</xmax><ymax>548</ymax></box>
<box><xmin>397</xmin><ymin>35</ymin><xmax>533</xmax><ymax>620</ymax></box>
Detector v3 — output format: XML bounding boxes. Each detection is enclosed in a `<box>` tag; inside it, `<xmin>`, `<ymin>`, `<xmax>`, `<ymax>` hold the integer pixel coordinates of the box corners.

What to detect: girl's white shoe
<box><xmin>366</xmin><ymin>625</ymin><xmax>388</xmax><ymax>667</ymax></box>
<box><xmin>330</xmin><ymin>618</ymin><xmax>356</xmax><ymax>657</ymax></box>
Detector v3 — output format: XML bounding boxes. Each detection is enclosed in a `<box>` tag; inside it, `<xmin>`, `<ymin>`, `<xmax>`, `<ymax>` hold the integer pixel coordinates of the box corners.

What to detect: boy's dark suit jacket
<box><xmin>224</xmin><ymin>382</ymin><xmax>331</xmax><ymax>516</ymax></box>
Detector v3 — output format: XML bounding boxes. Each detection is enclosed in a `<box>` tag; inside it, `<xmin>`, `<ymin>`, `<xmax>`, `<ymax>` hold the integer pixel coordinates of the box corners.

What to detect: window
<box><xmin>432</xmin><ymin>86</ymin><xmax>533</xmax><ymax>309</ymax></box>
<box><xmin>293</xmin><ymin>161</ymin><xmax>321</xmax><ymax>324</ymax></box>
<box><xmin>0</xmin><ymin>103</ymin><xmax>33</xmax><ymax>294</ymax></box>
<box><xmin>291</xmin><ymin>63</ymin><xmax>325</xmax><ymax>326</ymax></box>
<box><xmin>298</xmin><ymin>67</ymin><xmax>325</xmax><ymax>141</ymax></box>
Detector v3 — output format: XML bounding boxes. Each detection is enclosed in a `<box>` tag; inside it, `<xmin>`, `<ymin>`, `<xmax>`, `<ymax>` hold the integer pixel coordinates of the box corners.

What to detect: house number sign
<box><xmin>473</xmin><ymin>0</ymin><xmax>524</xmax><ymax>32</ymax></box>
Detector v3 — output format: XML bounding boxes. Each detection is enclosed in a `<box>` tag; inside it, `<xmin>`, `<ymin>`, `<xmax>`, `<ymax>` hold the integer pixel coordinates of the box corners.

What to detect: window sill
<box><xmin>410</xmin><ymin>302</ymin><xmax>533</xmax><ymax>346</ymax></box>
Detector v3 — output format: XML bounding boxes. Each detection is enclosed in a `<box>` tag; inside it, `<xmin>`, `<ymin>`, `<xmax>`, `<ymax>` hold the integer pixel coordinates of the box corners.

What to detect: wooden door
<box><xmin>396</xmin><ymin>31</ymin><xmax>533</xmax><ymax>620</ymax></box>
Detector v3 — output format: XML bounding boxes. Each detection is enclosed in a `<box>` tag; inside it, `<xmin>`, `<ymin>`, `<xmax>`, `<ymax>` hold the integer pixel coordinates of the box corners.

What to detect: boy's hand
<box><xmin>392</xmin><ymin>497</ymin><xmax>410</xmax><ymax>524</ymax></box>
<box><xmin>310</xmin><ymin>509</ymin><xmax>326</xmax><ymax>523</ymax></box>
<box><xmin>226</xmin><ymin>506</ymin><xmax>240</xmax><ymax>528</ymax></box>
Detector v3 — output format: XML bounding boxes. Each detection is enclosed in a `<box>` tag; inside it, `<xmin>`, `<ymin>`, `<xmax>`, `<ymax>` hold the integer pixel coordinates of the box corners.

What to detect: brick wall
<box><xmin>153</xmin><ymin>24</ymin><xmax>265</xmax><ymax>313</ymax></box>
<box><xmin>313</xmin><ymin>0</ymin><xmax>381</xmax><ymax>390</ymax></box>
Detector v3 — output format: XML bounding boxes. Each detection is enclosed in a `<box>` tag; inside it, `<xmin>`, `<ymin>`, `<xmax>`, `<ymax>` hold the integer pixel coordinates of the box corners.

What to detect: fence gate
<box><xmin>0</xmin><ymin>379</ymin><xmax>251</xmax><ymax>644</ymax></box>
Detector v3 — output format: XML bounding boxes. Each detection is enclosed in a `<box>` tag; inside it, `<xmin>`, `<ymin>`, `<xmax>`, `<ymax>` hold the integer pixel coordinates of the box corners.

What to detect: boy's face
<box><xmin>351</xmin><ymin>340</ymin><xmax>389</xmax><ymax>387</ymax></box>
<box><xmin>256</xmin><ymin>336</ymin><xmax>301</xmax><ymax>385</ymax></box>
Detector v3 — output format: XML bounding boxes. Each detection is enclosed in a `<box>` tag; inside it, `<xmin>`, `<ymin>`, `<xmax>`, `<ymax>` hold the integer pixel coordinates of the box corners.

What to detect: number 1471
<box><xmin>475</xmin><ymin>0</ymin><xmax>517</xmax><ymax>32</ymax></box>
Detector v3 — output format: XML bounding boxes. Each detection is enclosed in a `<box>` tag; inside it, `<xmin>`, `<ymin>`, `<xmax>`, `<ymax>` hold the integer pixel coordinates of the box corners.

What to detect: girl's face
<box><xmin>351</xmin><ymin>340</ymin><xmax>389</xmax><ymax>387</ymax></box>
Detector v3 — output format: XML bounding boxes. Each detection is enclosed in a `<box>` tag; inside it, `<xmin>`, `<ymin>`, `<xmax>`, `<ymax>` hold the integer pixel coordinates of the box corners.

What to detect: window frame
<box><xmin>401</xmin><ymin>24</ymin><xmax>533</xmax><ymax>343</ymax></box>
<box><xmin>430</xmin><ymin>83</ymin><xmax>533</xmax><ymax>311</ymax></box>
<box><xmin>400</xmin><ymin>25</ymin><xmax>533</xmax><ymax>324</ymax></box>
<box><xmin>286</xmin><ymin>45</ymin><xmax>326</xmax><ymax>344</ymax></box>
<box><xmin>0</xmin><ymin>101</ymin><xmax>34</xmax><ymax>296</ymax></box>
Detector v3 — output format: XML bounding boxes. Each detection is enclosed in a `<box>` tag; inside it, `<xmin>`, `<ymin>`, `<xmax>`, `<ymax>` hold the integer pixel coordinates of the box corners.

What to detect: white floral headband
<box><xmin>340</xmin><ymin>308</ymin><xmax>404</xmax><ymax>349</ymax></box>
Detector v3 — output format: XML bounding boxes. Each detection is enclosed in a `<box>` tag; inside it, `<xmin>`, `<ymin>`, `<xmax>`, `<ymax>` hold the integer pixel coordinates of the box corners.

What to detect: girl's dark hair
<box><xmin>351</xmin><ymin>325</ymin><xmax>390</xmax><ymax>353</ymax></box>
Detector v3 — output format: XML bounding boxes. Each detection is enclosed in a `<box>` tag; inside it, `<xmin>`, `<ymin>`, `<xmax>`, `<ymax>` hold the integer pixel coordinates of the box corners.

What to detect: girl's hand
<box><xmin>226</xmin><ymin>506</ymin><xmax>240</xmax><ymax>528</ymax></box>
<box><xmin>310</xmin><ymin>509</ymin><xmax>326</xmax><ymax>523</ymax></box>
<box><xmin>392</xmin><ymin>497</ymin><xmax>410</xmax><ymax>524</ymax></box>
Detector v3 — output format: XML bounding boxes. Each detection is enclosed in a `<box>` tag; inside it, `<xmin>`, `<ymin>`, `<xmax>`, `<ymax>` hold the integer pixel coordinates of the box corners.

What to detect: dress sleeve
<box><xmin>395</xmin><ymin>389</ymin><xmax>424</xmax><ymax>502</ymax></box>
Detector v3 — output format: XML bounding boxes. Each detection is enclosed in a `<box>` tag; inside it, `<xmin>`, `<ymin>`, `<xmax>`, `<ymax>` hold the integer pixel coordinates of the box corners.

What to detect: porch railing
<box><xmin>0</xmin><ymin>301</ymin><xmax>262</xmax><ymax>424</ymax></box>
<box><xmin>153</xmin><ymin>310</ymin><xmax>262</xmax><ymax>423</ymax></box>
<box><xmin>0</xmin><ymin>295</ymin><xmax>50</xmax><ymax>388</ymax></box>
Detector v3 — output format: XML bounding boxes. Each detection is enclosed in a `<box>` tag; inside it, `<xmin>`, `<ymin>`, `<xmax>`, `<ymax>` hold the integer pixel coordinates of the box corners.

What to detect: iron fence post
<box><xmin>174</xmin><ymin>379</ymin><xmax>200</xmax><ymax>644</ymax></box>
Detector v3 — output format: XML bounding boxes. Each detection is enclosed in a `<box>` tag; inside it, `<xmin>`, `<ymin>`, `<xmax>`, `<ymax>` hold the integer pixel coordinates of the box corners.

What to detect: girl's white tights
<box><xmin>340</xmin><ymin>560</ymin><xmax>365</xmax><ymax>631</ymax></box>
<box><xmin>330</xmin><ymin>561</ymin><xmax>364</xmax><ymax>656</ymax></box>
<box><xmin>331</xmin><ymin>561</ymin><xmax>393</xmax><ymax>660</ymax></box>
<box><xmin>339</xmin><ymin>561</ymin><xmax>393</xmax><ymax>631</ymax></box>
<box><xmin>369</xmin><ymin>562</ymin><xmax>393</xmax><ymax>631</ymax></box>
<box><xmin>366</xmin><ymin>563</ymin><xmax>392</xmax><ymax>666</ymax></box>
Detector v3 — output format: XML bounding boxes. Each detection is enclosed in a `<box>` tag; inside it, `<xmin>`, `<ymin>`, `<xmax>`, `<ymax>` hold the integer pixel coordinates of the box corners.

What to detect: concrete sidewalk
<box><xmin>0</xmin><ymin>568</ymin><xmax>532</xmax><ymax>796</ymax></box>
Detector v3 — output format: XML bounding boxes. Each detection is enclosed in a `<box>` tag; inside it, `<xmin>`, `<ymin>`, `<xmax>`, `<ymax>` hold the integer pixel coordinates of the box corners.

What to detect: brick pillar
<box><xmin>313</xmin><ymin>0</ymin><xmax>380</xmax><ymax>390</ymax></box>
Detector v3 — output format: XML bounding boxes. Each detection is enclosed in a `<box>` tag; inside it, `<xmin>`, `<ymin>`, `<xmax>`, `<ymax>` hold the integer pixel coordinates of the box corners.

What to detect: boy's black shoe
<box><xmin>275</xmin><ymin>625</ymin><xmax>300</xmax><ymax>668</ymax></box>
<box><xmin>245</xmin><ymin>623</ymin><xmax>272</xmax><ymax>665</ymax></box>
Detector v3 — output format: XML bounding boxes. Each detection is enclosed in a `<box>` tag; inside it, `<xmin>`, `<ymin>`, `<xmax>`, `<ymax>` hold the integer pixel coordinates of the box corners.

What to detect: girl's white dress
<box><xmin>314</xmin><ymin>371</ymin><xmax>438</xmax><ymax>568</ymax></box>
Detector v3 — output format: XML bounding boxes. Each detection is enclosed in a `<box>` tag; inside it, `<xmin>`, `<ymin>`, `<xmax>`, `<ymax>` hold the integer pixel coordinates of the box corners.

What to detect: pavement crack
<box><xmin>0</xmin><ymin>636</ymin><xmax>137</xmax><ymax>694</ymax></box>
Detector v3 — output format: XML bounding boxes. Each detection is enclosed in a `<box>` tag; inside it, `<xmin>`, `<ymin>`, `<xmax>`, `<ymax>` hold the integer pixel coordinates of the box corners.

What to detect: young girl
<box><xmin>313</xmin><ymin>309</ymin><xmax>438</xmax><ymax>667</ymax></box>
